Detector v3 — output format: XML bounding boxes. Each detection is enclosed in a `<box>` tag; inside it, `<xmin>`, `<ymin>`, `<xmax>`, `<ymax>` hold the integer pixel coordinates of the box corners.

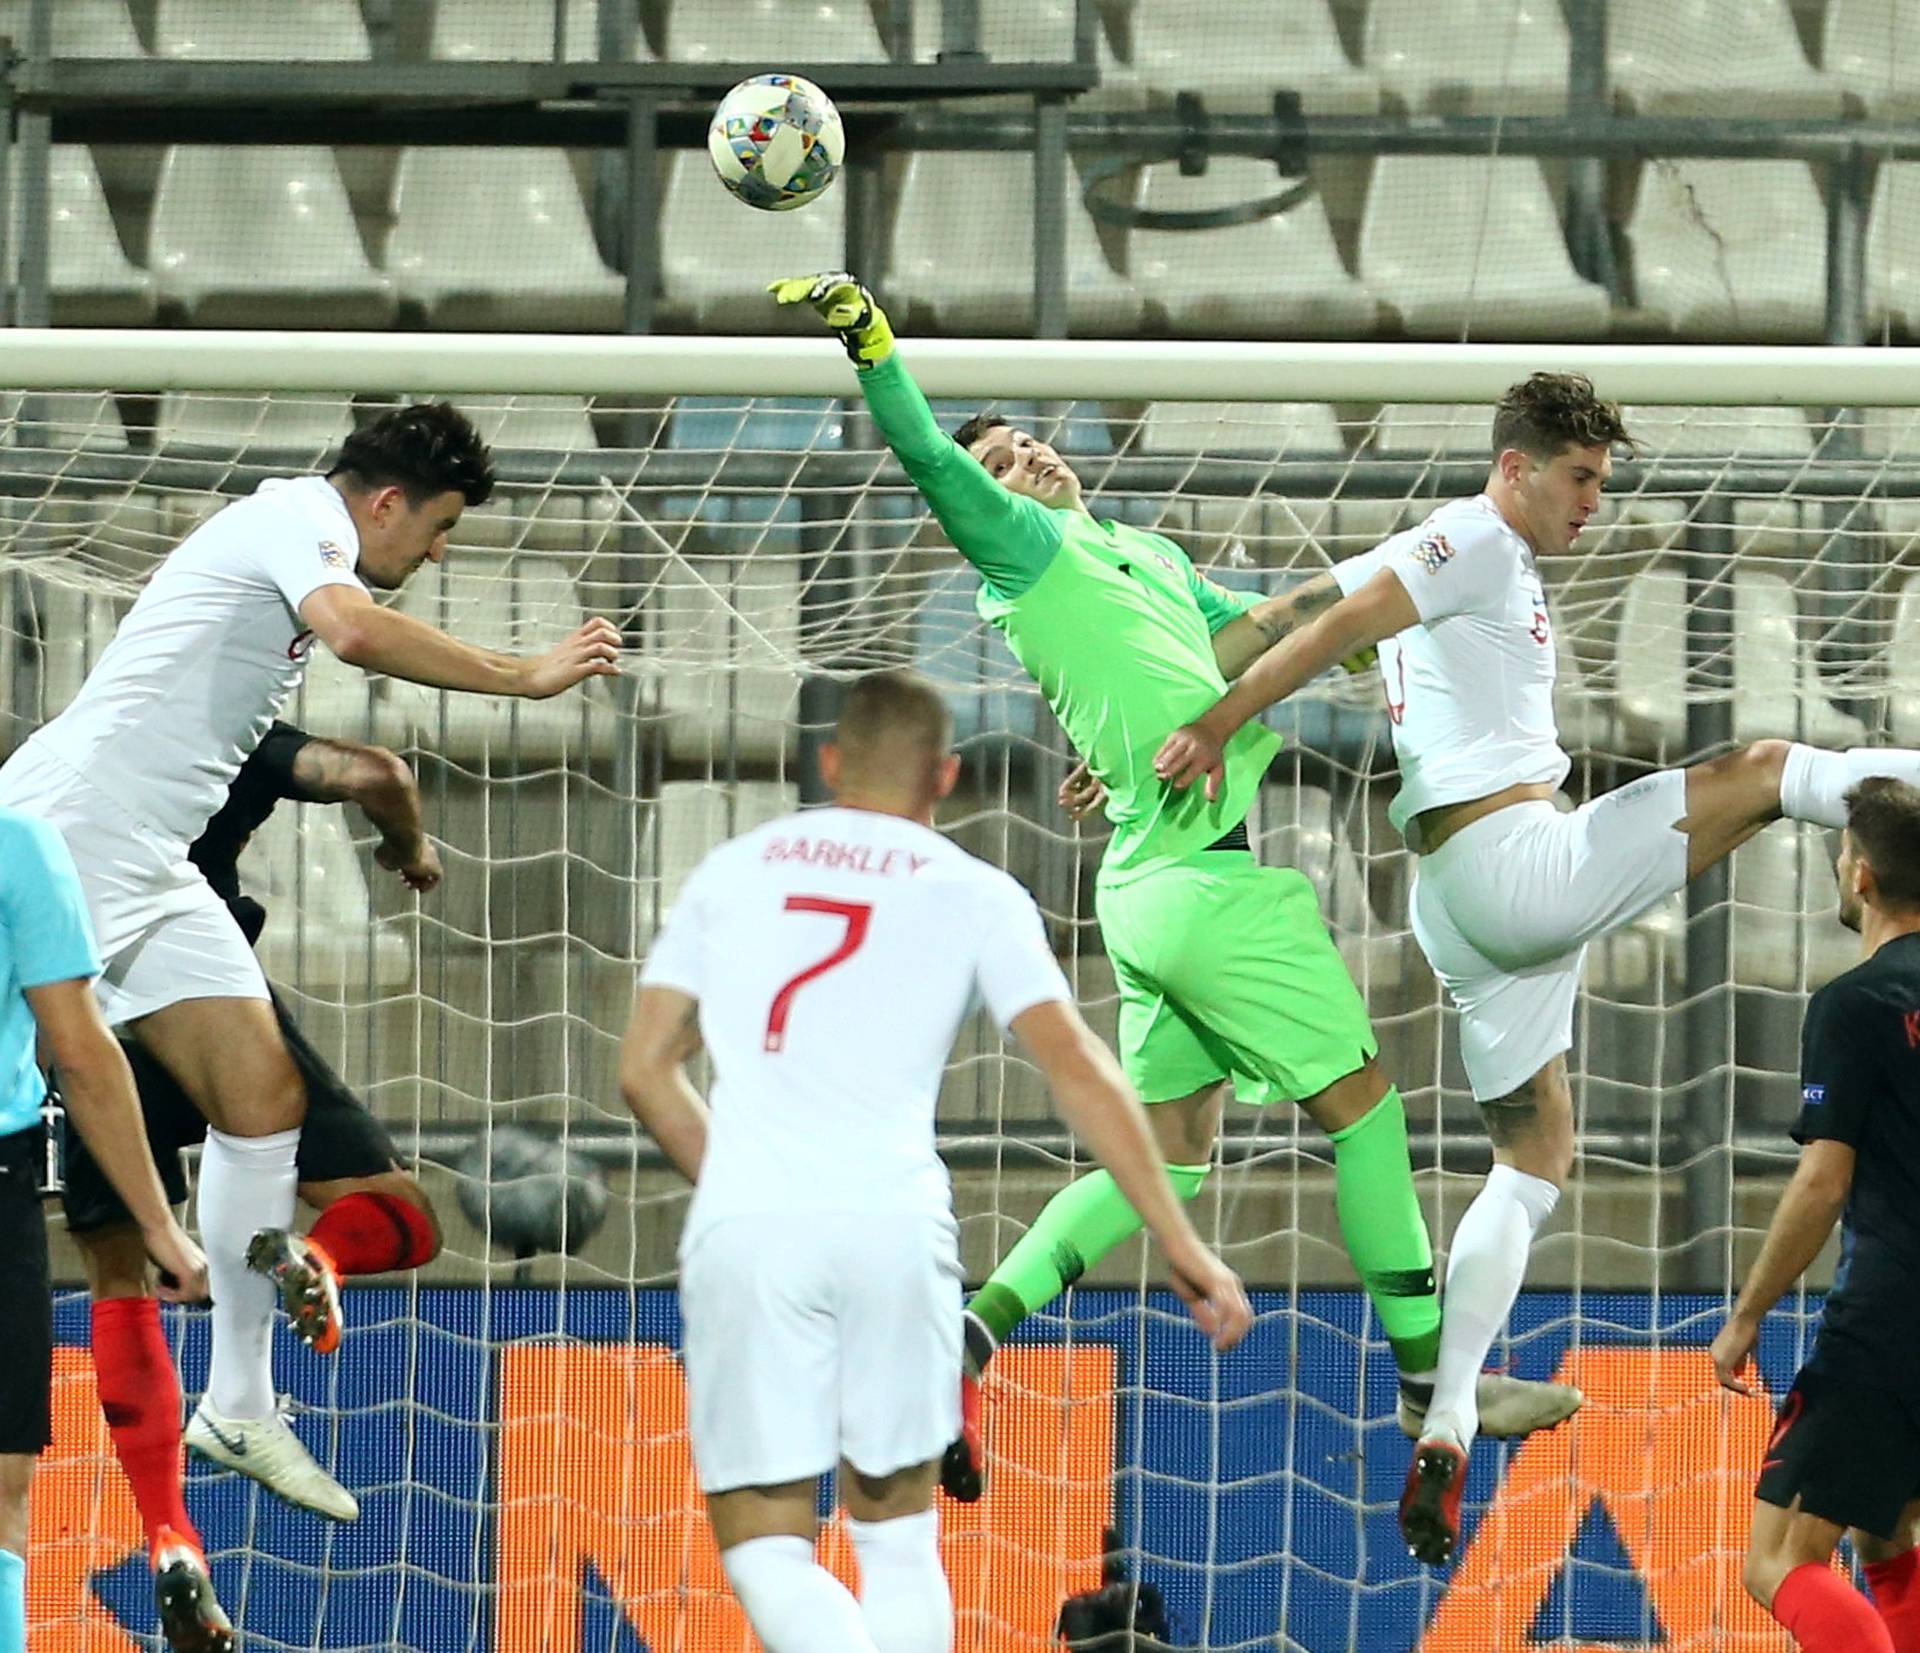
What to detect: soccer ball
<box><xmin>707</xmin><ymin>73</ymin><xmax>845</xmax><ymax>212</ymax></box>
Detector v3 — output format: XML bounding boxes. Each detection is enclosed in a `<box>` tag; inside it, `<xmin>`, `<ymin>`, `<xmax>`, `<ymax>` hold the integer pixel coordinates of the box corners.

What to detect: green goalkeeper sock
<box><xmin>1328</xmin><ymin>1087</ymin><xmax>1441</xmax><ymax>1375</ymax></box>
<box><xmin>967</xmin><ymin>1161</ymin><xmax>1211</xmax><ymax>1351</ymax></box>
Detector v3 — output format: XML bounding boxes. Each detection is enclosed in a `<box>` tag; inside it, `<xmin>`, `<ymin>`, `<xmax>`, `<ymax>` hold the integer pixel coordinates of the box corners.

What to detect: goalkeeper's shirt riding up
<box><xmin>859</xmin><ymin>353</ymin><xmax>1280</xmax><ymax>884</ymax></box>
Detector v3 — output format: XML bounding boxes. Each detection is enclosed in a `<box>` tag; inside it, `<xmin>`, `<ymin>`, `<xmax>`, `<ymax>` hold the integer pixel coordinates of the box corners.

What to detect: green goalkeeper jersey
<box><xmin>860</xmin><ymin>353</ymin><xmax>1281</xmax><ymax>885</ymax></box>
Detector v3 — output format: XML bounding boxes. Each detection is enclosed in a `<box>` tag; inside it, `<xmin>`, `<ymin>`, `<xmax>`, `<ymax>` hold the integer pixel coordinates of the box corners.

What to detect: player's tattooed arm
<box><xmin>1210</xmin><ymin>574</ymin><xmax>1346</xmax><ymax>682</ymax></box>
<box><xmin>292</xmin><ymin>737</ymin><xmax>442</xmax><ymax>893</ymax></box>
<box><xmin>621</xmin><ymin>987</ymin><xmax>710</xmax><ymax>1182</ymax></box>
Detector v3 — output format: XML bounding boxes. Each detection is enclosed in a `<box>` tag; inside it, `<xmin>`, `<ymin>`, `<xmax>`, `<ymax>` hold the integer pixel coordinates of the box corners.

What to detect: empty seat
<box><xmin>1889</xmin><ymin>576</ymin><xmax>1920</xmax><ymax>745</ymax></box>
<box><xmin>1625</xmin><ymin>160</ymin><xmax>1827</xmax><ymax>341</ymax></box>
<box><xmin>1608</xmin><ymin>0</ymin><xmax>1841</xmax><ymax>118</ymax></box>
<box><xmin>155</xmin><ymin>392</ymin><xmax>352</xmax><ymax>462</ymax></box>
<box><xmin>1370</xmin><ymin>404</ymin><xmax>1497</xmax><ymax>457</ymax></box>
<box><xmin>1553</xmin><ymin>624</ymin><xmax>1619</xmax><ymax>757</ymax></box>
<box><xmin>1614</xmin><ymin>565</ymin><xmax>1704</xmax><ymax>756</ymax></box>
<box><xmin>47</xmin><ymin>145</ymin><xmax>155</xmax><ymax>326</ymax></box>
<box><xmin>154</xmin><ymin>0</ymin><xmax>369</xmax><ymax>58</ymax></box>
<box><xmin>455</xmin><ymin>395</ymin><xmax>600</xmax><ymax>454</ymax></box>
<box><xmin>659</xmin><ymin>151</ymin><xmax>845</xmax><ymax>332</ymax></box>
<box><xmin>915</xmin><ymin>567</ymin><xmax>1040</xmax><ymax>744</ymax></box>
<box><xmin>3</xmin><ymin>391</ymin><xmax>129</xmax><ymax>454</ymax></box>
<box><xmin>242</xmin><ymin>807</ymin><xmax>412</xmax><ymax>992</ymax></box>
<box><xmin>1364</xmin><ymin>0</ymin><xmax>1571</xmax><ymax>116</ymax></box>
<box><xmin>1139</xmin><ymin>401</ymin><xmax>1343</xmax><ymax>455</ymax></box>
<box><xmin>19</xmin><ymin>571</ymin><xmax>126</xmax><ymax>717</ymax></box>
<box><xmin>909</xmin><ymin>0</ymin><xmax>1135</xmax><ymax>108</ymax></box>
<box><xmin>887</xmin><ymin>150</ymin><xmax>1145</xmax><ymax>337</ymax></box>
<box><xmin>1824</xmin><ymin>0</ymin><xmax>1920</xmax><ymax>118</ymax></box>
<box><xmin>649</xmin><ymin>780</ymin><xmax>798</xmax><ymax>916</ymax></box>
<box><xmin>666</xmin><ymin>395</ymin><xmax>843</xmax><ymax>454</ymax></box>
<box><xmin>430</xmin><ymin>0</ymin><xmax>614</xmax><ymax>60</ymax></box>
<box><xmin>664</xmin><ymin>0</ymin><xmax>885</xmax><ymax>62</ymax></box>
<box><xmin>0</xmin><ymin>0</ymin><xmax>143</xmax><ymax>56</ymax></box>
<box><xmin>1730</xmin><ymin>821</ymin><xmax>1858</xmax><ymax>991</ymax></box>
<box><xmin>1619</xmin><ymin>403</ymin><xmax>1817</xmax><ymax>556</ymax></box>
<box><xmin>149</xmin><ymin>147</ymin><xmax>395</xmax><ymax>328</ymax></box>
<box><xmin>1130</xmin><ymin>159</ymin><xmax>1375</xmax><ymax>337</ymax></box>
<box><xmin>1731</xmin><ymin>571</ymin><xmax>1867</xmax><ymax>746</ymax></box>
<box><xmin>649</xmin><ymin>554</ymin><xmax>801</xmax><ymax>763</ymax></box>
<box><xmin>1359</xmin><ymin>157</ymin><xmax>1609</xmax><ymax>339</ymax></box>
<box><xmin>386</xmin><ymin>149</ymin><xmax>625</xmax><ymax>331</ymax></box>
<box><xmin>1259</xmin><ymin>783</ymin><xmax>1403</xmax><ymax>992</ymax></box>
<box><xmin>1119</xmin><ymin>0</ymin><xmax>1379</xmax><ymax>113</ymax></box>
<box><xmin>1867</xmin><ymin>163</ymin><xmax>1920</xmax><ymax>338</ymax></box>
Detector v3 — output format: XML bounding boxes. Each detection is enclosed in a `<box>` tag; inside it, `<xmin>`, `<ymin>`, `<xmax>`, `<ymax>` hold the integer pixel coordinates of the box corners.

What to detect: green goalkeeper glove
<box><xmin>768</xmin><ymin>271</ymin><xmax>896</xmax><ymax>368</ymax></box>
<box><xmin>1339</xmin><ymin>644</ymin><xmax>1379</xmax><ymax>676</ymax></box>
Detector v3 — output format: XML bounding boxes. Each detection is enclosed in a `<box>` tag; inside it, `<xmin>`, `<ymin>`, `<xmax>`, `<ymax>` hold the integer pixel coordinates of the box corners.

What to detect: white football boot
<box><xmin>186</xmin><ymin>1398</ymin><xmax>360</xmax><ymax>1522</ymax></box>
<box><xmin>1397</xmin><ymin>1371</ymin><xmax>1583</xmax><ymax>1439</ymax></box>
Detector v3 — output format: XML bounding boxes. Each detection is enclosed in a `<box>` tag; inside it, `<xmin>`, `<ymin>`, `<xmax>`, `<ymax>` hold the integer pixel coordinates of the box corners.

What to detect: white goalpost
<box><xmin>10</xmin><ymin>332</ymin><xmax>1902</xmax><ymax>1652</ymax></box>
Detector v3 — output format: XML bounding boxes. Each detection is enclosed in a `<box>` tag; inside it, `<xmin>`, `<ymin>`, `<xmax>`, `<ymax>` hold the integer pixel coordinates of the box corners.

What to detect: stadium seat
<box><xmin>915</xmin><ymin>566</ymin><xmax>1041</xmax><ymax>744</ymax></box>
<box><xmin>1358</xmin><ymin>157</ymin><xmax>1610</xmax><ymax>339</ymax></box>
<box><xmin>1138</xmin><ymin>403</ymin><xmax>1344</xmax><ymax>560</ymax></box>
<box><xmin>0</xmin><ymin>0</ymin><xmax>143</xmax><ymax>56</ymax></box>
<box><xmin>1608</xmin><ymin>0</ymin><xmax>1841</xmax><ymax>118</ymax></box>
<box><xmin>1867</xmin><ymin>163</ymin><xmax>1920</xmax><ymax>339</ymax></box>
<box><xmin>887</xmin><ymin>150</ymin><xmax>1145</xmax><ymax>338</ymax></box>
<box><xmin>1260</xmin><ymin>784</ymin><xmax>1404</xmax><ymax>992</ymax></box>
<box><xmin>659</xmin><ymin>151</ymin><xmax>845</xmax><ymax>332</ymax></box>
<box><xmin>1369</xmin><ymin>404</ymin><xmax>1497</xmax><ymax>457</ymax></box>
<box><xmin>154</xmin><ymin>0</ymin><xmax>369</xmax><ymax>58</ymax></box>
<box><xmin>385</xmin><ymin>148</ymin><xmax>625</xmax><ymax>332</ymax></box>
<box><xmin>430</xmin><ymin>0</ymin><xmax>614</xmax><ymax>61</ymax></box>
<box><xmin>663</xmin><ymin>0</ymin><xmax>886</xmax><ymax>63</ymax></box>
<box><xmin>1117</xmin><ymin>0</ymin><xmax>1380</xmax><ymax>114</ymax></box>
<box><xmin>243</xmin><ymin>807</ymin><xmax>412</xmax><ymax>992</ymax></box>
<box><xmin>21</xmin><ymin>571</ymin><xmax>125</xmax><ymax>718</ymax></box>
<box><xmin>906</xmin><ymin>0</ymin><xmax>1135</xmax><ymax>107</ymax></box>
<box><xmin>1613</xmin><ymin>565</ymin><xmax>1697</xmax><ymax>756</ymax></box>
<box><xmin>1618</xmin><ymin>403</ymin><xmax>1817</xmax><ymax>554</ymax></box>
<box><xmin>1129</xmin><ymin>160</ymin><xmax>1375</xmax><ymax>337</ymax></box>
<box><xmin>1824</xmin><ymin>0</ymin><xmax>1920</xmax><ymax>117</ymax></box>
<box><xmin>650</xmin><ymin>553</ymin><xmax>801</xmax><ymax>763</ymax></box>
<box><xmin>2</xmin><ymin>391</ymin><xmax>129</xmax><ymax>454</ymax></box>
<box><xmin>455</xmin><ymin>394</ymin><xmax>601</xmax><ymax>454</ymax></box>
<box><xmin>651</xmin><ymin>780</ymin><xmax>798</xmax><ymax>915</ymax></box>
<box><xmin>1364</xmin><ymin>0</ymin><xmax>1572</xmax><ymax>116</ymax></box>
<box><xmin>1583</xmin><ymin>890</ymin><xmax>1684</xmax><ymax>995</ymax></box>
<box><xmin>1729</xmin><ymin>821</ymin><xmax>1858</xmax><ymax>991</ymax></box>
<box><xmin>47</xmin><ymin>146</ymin><xmax>155</xmax><ymax>326</ymax></box>
<box><xmin>155</xmin><ymin>392</ymin><xmax>353</xmax><ymax>463</ymax></box>
<box><xmin>148</xmin><ymin>147</ymin><xmax>397</xmax><ymax>328</ymax></box>
<box><xmin>1731</xmin><ymin>571</ymin><xmax>1867</xmax><ymax>746</ymax></box>
<box><xmin>666</xmin><ymin>395</ymin><xmax>844</xmax><ymax>454</ymax></box>
<box><xmin>1625</xmin><ymin>160</ymin><xmax>1827</xmax><ymax>341</ymax></box>
<box><xmin>1554</xmin><ymin>625</ymin><xmax>1620</xmax><ymax>757</ymax></box>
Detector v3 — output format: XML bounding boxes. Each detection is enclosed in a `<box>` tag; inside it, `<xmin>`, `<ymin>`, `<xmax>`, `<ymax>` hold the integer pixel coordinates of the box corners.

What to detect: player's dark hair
<box><xmin>835</xmin><ymin>668</ymin><xmax>953</xmax><ymax>760</ymax></box>
<box><xmin>329</xmin><ymin>401</ymin><xmax>495</xmax><ymax>508</ymax></box>
<box><xmin>1845</xmin><ymin>776</ymin><xmax>1920</xmax><ymax>911</ymax></box>
<box><xmin>1492</xmin><ymin>373</ymin><xmax>1633</xmax><ymax>462</ymax></box>
<box><xmin>953</xmin><ymin>411</ymin><xmax>1011</xmax><ymax>455</ymax></box>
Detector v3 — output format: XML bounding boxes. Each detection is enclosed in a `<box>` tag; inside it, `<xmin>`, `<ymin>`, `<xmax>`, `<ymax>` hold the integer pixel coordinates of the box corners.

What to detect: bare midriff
<box><xmin>1413</xmin><ymin>780</ymin><xmax>1559</xmax><ymax>855</ymax></box>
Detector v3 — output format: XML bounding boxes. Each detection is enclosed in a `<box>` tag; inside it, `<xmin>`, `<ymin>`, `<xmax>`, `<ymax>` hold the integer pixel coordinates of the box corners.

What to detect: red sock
<box><xmin>1774</xmin><ymin>1561</ymin><xmax>1896</xmax><ymax>1652</ymax></box>
<box><xmin>90</xmin><ymin>1297</ymin><xmax>198</xmax><ymax>1556</ymax></box>
<box><xmin>1867</xmin><ymin>1549</ymin><xmax>1920</xmax><ymax>1651</ymax></box>
<box><xmin>306</xmin><ymin>1191</ymin><xmax>439</xmax><ymax>1276</ymax></box>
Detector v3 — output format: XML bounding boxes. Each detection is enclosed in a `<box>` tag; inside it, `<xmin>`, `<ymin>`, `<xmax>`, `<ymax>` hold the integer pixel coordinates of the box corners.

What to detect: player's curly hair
<box><xmin>1845</xmin><ymin>776</ymin><xmax>1920</xmax><ymax>909</ymax></box>
<box><xmin>330</xmin><ymin>401</ymin><xmax>496</xmax><ymax>507</ymax></box>
<box><xmin>1492</xmin><ymin>373</ymin><xmax>1633</xmax><ymax>462</ymax></box>
<box><xmin>952</xmin><ymin>411</ymin><xmax>1011</xmax><ymax>454</ymax></box>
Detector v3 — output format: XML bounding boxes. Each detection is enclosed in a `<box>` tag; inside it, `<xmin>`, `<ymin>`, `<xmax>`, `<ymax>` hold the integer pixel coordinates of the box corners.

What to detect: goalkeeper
<box><xmin>773</xmin><ymin>274</ymin><xmax>1580</xmax><ymax>1501</ymax></box>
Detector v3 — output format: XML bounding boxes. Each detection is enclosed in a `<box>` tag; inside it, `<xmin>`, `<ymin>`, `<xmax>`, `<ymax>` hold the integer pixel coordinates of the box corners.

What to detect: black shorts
<box><xmin>60</xmin><ymin>990</ymin><xmax>401</xmax><ymax>1234</ymax></box>
<box><xmin>1755</xmin><ymin>1361</ymin><xmax>1920</xmax><ymax>1539</ymax></box>
<box><xmin>0</xmin><ymin>1126</ymin><xmax>52</xmax><ymax>1454</ymax></box>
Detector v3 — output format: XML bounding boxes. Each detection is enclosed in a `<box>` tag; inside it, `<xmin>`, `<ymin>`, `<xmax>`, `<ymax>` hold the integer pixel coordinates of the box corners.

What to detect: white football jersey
<box><xmin>1334</xmin><ymin>494</ymin><xmax>1569</xmax><ymax>844</ymax></box>
<box><xmin>18</xmin><ymin>477</ymin><xmax>364</xmax><ymax>848</ymax></box>
<box><xmin>640</xmin><ymin>805</ymin><xmax>1071</xmax><ymax>1243</ymax></box>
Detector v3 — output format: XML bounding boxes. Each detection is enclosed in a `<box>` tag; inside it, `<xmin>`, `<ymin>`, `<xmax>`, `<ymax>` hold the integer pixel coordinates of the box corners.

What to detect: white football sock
<box><xmin>198</xmin><ymin>1126</ymin><xmax>299</xmax><ymax>1420</ymax></box>
<box><xmin>1780</xmin><ymin>745</ymin><xmax>1920</xmax><ymax>829</ymax></box>
<box><xmin>1423</xmin><ymin>1164</ymin><xmax>1560</xmax><ymax>1453</ymax></box>
<box><xmin>722</xmin><ymin>1534</ymin><xmax>880</xmax><ymax>1653</ymax></box>
<box><xmin>850</xmin><ymin>1508</ymin><xmax>951</xmax><ymax>1653</ymax></box>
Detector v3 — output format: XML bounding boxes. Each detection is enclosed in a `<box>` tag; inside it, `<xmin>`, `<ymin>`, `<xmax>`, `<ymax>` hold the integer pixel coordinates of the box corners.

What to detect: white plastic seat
<box><xmin>155</xmin><ymin>392</ymin><xmax>352</xmax><ymax>462</ymax></box>
<box><xmin>1625</xmin><ymin>160</ymin><xmax>1827</xmax><ymax>341</ymax></box>
<box><xmin>241</xmin><ymin>808</ymin><xmax>411</xmax><ymax>992</ymax></box>
<box><xmin>659</xmin><ymin>151</ymin><xmax>846</xmax><ymax>332</ymax></box>
<box><xmin>1130</xmin><ymin>159</ymin><xmax>1374</xmax><ymax>337</ymax></box>
<box><xmin>154</xmin><ymin>0</ymin><xmax>370</xmax><ymax>58</ymax></box>
<box><xmin>887</xmin><ymin>150</ymin><xmax>1145</xmax><ymax>338</ymax></box>
<box><xmin>149</xmin><ymin>146</ymin><xmax>395</xmax><ymax>327</ymax></box>
<box><xmin>454</xmin><ymin>395</ymin><xmax>600</xmax><ymax>453</ymax></box>
<box><xmin>909</xmin><ymin>0</ymin><xmax>1134</xmax><ymax>107</ymax></box>
<box><xmin>0</xmin><ymin>0</ymin><xmax>143</xmax><ymax>56</ymax></box>
<box><xmin>430</xmin><ymin>0</ymin><xmax>614</xmax><ymax>61</ymax></box>
<box><xmin>1584</xmin><ymin>890</ymin><xmax>1684</xmax><ymax>994</ymax></box>
<box><xmin>1260</xmin><ymin>784</ymin><xmax>1403</xmax><ymax>992</ymax></box>
<box><xmin>1889</xmin><ymin>576</ymin><xmax>1920</xmax><ymax>745</ymax></box>
<box><xmin>1824</xmin><ymin>0</ymin><xmax>1920</xmax><ymax>117</ymax></box>
<box><xmin>1614</xmin><ymin>566</ymin><xmax>1696</xmax><ymax>756</ymax></box>
<box><xmin>47</xmin><ymin>145</ymin><xmax>154</xmax><ymax>325</ymax></box>
<box><xmin>1119</xmin><ymin>0</ymin><xmax>1379</xmax><ymax>114</ymax></box>
<box><xmin>1359</xmin><ymin>157</ymin><xmax>1609</xmax><ymax>339</ymax></box>
<box><xmin>2</xmin><ymin>391</ymin><xmax>128</xmax><ymax>454</ymax></box>
<box><xmin>649</xmin><ymin>780</ymin><xmax>798</xmax><ymax>919</ymax></box>
<box><xmin>1618</xmin><ymin>403</ymin><xmax>1817</xmax><ymax>554</ymax></box>
<box><xmin>1553</xmin><ymin>624</ymin><xmax>1619</xmax><ymax>757</ymax></box>
<box><xmin>649</xmin><ymin>555</ymin><xmax>800</xmax><ymax>763</ymax></box>
<box><xmin>386</xmin><ymin>149</ymin><xmax>625</xmax><ymax>331</ymax></box>
<box><xmin>914</xmin><ymin>567</ymin><xmax>1041</xmax><ymax>744</ymax></box>
<box><xmin>1139</xmin><ymin>402</ymin><xmax>1342</xmax><ymax>454</ymax></box>
<box><xmin>1730</xmin><ymin>822</ymin><xmax>1858</xmax><ymax>991</ymax></box>
<box><xmin>1867</xmin><ymin>163</ymin><xmax>1920</xmax><ymax>339</ymax></box>
<box><xmin>664</xmin><ymin>0</ymin><xmax>885</xmax><ymax>62</ymax></box>
<box><xmin>1731</xmin><ymin>571</ymin><xmax>1867</xmax><ymax>747</ymax></box>
<box><xmin>1364</xmin><ymin>0</ymin><xmax>1571</xmax><ymax>116</ymax></box>
<box><xmin>1608</xmin><ymin>0</ymin><xmax>1841</xmax><ymax>118</ymax></box>
<box><xmin>22</xmin><ymin>572</ymin><xmax>126</xmax><ymax>717</ymax></box>
<box><xmin>1370</xmin><ymin>404</ymin><xmax>1497</xmax><ymax>456</ymax></box>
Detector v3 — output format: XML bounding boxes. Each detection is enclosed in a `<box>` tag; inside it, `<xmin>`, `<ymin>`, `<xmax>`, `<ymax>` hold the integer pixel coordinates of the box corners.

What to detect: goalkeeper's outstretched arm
<box><xmin>771</xmin><ymin>272</ymin><xmax>1060</xmax><ymax>599</ymax></box>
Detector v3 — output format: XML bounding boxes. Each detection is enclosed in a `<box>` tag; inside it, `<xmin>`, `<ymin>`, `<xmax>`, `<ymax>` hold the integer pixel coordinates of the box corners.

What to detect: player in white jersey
<box><xmin>622</xmin><ymin>669</ymin><xmax>1251</xmax><ymax>1653</ymax></box>
<box><xmin>1152</xmin><ymin>371</ymin><xmax>1920</xmax><ymax>1566</ymax></box>
<box><xmin>0</xmin><ymin>402</ymin><xmax>622</xmax><ymax>1518</ymax></box>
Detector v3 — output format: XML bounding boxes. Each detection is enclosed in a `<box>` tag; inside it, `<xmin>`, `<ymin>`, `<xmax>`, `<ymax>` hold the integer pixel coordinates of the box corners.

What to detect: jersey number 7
<box><xmin>764</xmin><ymin>895</ymin><xmax>874</xmax><ymax>1053</ymax></box>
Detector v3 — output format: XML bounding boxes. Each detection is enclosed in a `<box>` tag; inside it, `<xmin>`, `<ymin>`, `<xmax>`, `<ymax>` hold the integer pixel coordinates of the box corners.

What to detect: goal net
<box><xmin>9</xmin><ymin>334</ymin><xmax>1907</xmax><ymax>1652</ymax></box>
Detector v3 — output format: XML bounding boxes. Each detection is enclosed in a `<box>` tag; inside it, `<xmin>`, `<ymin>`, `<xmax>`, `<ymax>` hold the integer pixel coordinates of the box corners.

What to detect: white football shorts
<box><xmin>678</xmin><ymin>1208</ymin><xmax>963</xmax><ymax>1495</ymax></box>
<box><xmin>0</xmin><ymin>744</ymin><xmax>267</xmax><ymax>1026</ymax></box>
<box><xmin>1409</xmin><ymin>769</ymin><xmax>1690</xmax><ymax>1100</ymax></box>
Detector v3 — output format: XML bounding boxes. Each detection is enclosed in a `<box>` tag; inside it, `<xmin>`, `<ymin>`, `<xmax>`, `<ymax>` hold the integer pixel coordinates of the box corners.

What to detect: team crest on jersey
<box><xmin>317</xmin><ymin>540</ymin><xmax>349</xmax><ymax>568</ymax></box>
<box><xmin>1408</xmin><ymin>532</ymin><xmax>1456</xmax><ymax>574</ymax></box>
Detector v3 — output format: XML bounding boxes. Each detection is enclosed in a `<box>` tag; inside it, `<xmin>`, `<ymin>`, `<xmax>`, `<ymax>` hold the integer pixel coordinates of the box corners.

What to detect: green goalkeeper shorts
<box><xmin>1094</xmin><ymin>851</ymin><xmax>1378</xmax><ymax>1106</ymax></box>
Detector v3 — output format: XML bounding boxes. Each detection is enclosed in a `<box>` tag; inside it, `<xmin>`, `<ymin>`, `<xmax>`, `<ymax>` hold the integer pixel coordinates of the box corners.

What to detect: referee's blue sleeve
<box><xmin>0</xmin><ymin>813</ymin><xmax>102</xmax><ymax>989</ymax></box>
